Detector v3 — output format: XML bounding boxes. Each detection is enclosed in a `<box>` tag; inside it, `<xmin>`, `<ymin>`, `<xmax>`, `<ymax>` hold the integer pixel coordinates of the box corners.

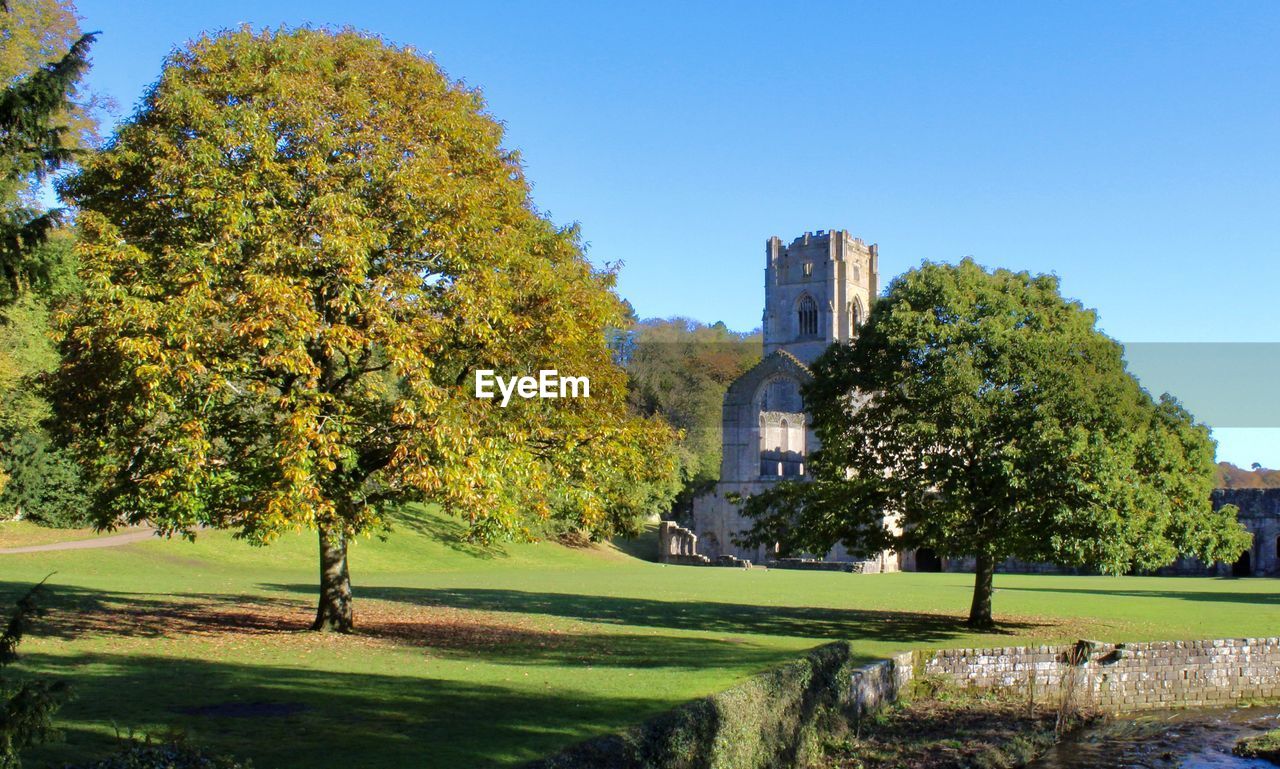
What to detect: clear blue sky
<box><xmin>74</xmin><ymin>1</ymin><xmax>1280</xmax><ymax>466</ymax></box>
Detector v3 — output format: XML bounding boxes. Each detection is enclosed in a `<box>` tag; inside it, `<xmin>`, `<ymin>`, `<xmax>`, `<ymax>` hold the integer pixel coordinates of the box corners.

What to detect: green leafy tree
<box><xmin>0</xmin><ymin>581</ymin><xmax>70</xmax><ymax>768</ymax></box>
<box><xmin>53</xmin><ymin>27</ymin><xmax>677</xmax><ymax>632</ymax></box>
<box><xmin>741</xmin><ymin>258</ymin><xmax>1250</xmax><ymax>627</ymax></box>
<box><xmin>0</xmin><ymin>232</ymin><xmax>88</xmax><ymax>527</ymax></box>
<box><xmin>619</xmin><ymin>318</ymin><xmax>760</xmax><ymax>518</ymax></box>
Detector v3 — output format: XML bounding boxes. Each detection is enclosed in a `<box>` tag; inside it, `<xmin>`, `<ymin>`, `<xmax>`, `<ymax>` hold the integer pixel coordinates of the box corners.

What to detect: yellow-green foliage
<box><xmin>50</xmin><ymin>27</ymin><xmax>679</xmax><ymax>627</ymax></box>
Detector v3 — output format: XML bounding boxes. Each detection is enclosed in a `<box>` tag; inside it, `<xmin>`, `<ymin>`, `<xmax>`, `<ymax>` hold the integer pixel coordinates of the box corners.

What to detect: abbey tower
<box><xmin>763</xmin><ymin>230</ymin><xmax>878</xmax><ymax>365</ymax></box>
<box><xmin>666</xmin><ymin>230</ymin><xmax>1272</xmax><ymax>576</ymax></box>
<box><xmin>684</xmin><ymin>230</ymin><xmax>899</xmax><ymax>571</ymax></box>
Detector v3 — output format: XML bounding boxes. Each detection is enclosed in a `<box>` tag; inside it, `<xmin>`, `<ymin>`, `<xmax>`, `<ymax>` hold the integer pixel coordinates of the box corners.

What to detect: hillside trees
<box><xmin>1216</xmin><ymin>462</ymin><xmax>1280</xmax><ymax>489</ymax></box>
<box><xmin>53</xmin><ymin>27</ymin><xmax>677</xmax><ymax>632</ymax></box>
<box><xmin>617</xmin><ymin>318</ymin><xmax>760</xmax><ymax>517</ymax></box>
<box><xmin>740</xmin><ymin>259</ymin><xmax>1250</xmax><ymax>628</ymax></box>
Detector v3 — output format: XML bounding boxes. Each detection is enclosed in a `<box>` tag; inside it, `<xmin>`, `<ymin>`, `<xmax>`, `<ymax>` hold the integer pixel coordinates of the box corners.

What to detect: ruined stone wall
<box><xmin>920</xmin><ymin>638</ymin><xmax>1280</xmax><ymax>710</ymax></box>
<box><xmin>657</xmin><ymin>520</ymin><xmax>709</xmax><ymax>565</ymax></box>
<box><xmin>1214</xmin><ymin>488</ymin><xmax>1280</xmax><ymax>576</ymax></box>
<box><xmin>937</xmin><ymin>488</ymin><xmax>1280</xmax><ymax>577</ymax></box>
<box><xmin>526</xmin><ymin>639</ymin><xmax>1280</xmax><ymax>769</ymax></box>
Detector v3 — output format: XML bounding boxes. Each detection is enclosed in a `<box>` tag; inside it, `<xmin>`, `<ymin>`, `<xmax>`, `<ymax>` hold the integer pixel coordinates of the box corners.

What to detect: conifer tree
<box><xmin>0</xmin><ymin>4</ymin><xmax>94</xmax><ymax>304</ymax></box>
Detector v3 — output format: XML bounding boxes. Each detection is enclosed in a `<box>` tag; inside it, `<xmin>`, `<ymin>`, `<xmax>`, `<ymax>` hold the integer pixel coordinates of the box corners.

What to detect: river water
<box><xmin>1029</xmin><ymin>707</ymin><xmax>1280</xmax><ymax>769</ymax></box>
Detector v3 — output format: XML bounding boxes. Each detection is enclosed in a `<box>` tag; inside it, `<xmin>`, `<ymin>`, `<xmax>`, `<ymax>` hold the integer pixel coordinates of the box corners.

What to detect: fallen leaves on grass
<box><xmin>41</xmin><ymin>594</ymin><xmax>572</xmax><ymax>656</ymax></box>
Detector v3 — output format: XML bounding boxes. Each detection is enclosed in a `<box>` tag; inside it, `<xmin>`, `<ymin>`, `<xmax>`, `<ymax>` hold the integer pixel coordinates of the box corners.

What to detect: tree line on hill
<box><xmin>1216</xmin><ymin>462</ymin><xmax>1280</xmax><ymax>489</ymax></box>
<box><xmin>611</xmin><ymin>314</ymin><xmax>761</xmax><ymax>520</ymax></box>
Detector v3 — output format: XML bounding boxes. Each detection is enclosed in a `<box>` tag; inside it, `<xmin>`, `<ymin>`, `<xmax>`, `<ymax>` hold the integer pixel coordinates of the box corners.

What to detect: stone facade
<box><xmin>919</xmin><ymin>638</ymin><xmax>1280</xmax><ymax>711</ymax></box>
<box><xmin>690</xmin><ymin>229</ymin><xmax>898</xmax><ymax>569</ymax></box>
<box><xmin>1158</xmin><ymin>489</ymin><xmax>1280</xmax><ymax>577</ymax></box>
<box><xmin>935</xmin><ymin>489</ymin><xmax>1280</xmax><ymax>577</ymax></box>
<box><xmin>762</xmin><ymin>230</ymin><xmax>877</xmax><ymax>364</ymax></box>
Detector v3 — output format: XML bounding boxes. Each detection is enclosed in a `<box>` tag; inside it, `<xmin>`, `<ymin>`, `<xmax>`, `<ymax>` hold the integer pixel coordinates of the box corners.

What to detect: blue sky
<box><xmin>74</xmin><ymin>1</ymin><xmax>1280</xmax><ymax>466</ymax></box>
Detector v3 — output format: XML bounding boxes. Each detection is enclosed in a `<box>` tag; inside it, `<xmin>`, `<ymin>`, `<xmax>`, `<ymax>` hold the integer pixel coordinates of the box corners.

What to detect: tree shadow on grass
<box><xmin>20</xmin><ymin>650</ymin><xmax>670</xmax><ymax>769</ymax></box>
<box><xmin>0</xmin><ymin>581</ymin><xmax>797</xmax><ymax>672</ymax></box>
<box><xmin>609</xmin><ymin>522</ymin><xmax>659</xmax><ymax>562</ymax></box>
<box><xmin>994</xmin><ymin>582</ymin><xmax>1280</xmax><ymax>606</ymax></box>
<box><xmin>263</xmin><ymin>584</ymin><xmax>1042</xmax><ymax>645</ymax></box>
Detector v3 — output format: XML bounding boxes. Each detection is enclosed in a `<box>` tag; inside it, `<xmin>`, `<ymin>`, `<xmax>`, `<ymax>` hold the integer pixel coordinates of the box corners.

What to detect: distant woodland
<box><xmin>1216</xmin><ymin>462</ymin><xmax>1280</xmax><ymax>489</ymax></box>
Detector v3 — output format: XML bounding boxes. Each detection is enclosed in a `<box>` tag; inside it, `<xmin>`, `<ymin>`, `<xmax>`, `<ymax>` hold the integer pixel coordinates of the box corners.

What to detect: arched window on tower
<box><xmin>797</xmin><ymin>295</ymin><xmax>818</xmax><ymax>337</ymax></box>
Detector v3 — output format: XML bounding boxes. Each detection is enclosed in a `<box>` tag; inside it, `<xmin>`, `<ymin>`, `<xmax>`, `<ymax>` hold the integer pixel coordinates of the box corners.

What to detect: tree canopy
<box><xmin>53</xmin><ymin>27</ymin><xmax>676</xmax><ymax>632</ymax></box>
<box><xmin>740</xmin><ymin>258</ymin><xmax>1250</xmax><ymax>627</ymax></box>
<box><xmin>616</xmin><ymin>317</ymin><xmax>760</xmax><ymax>517</ymax></box>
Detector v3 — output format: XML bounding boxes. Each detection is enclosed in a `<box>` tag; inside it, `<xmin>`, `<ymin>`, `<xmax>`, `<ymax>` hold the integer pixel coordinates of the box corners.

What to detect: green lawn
<box><xmin>4</xmin><ymin>507</ymin><xmax>1279</xmax><ymax>769</ymax></box>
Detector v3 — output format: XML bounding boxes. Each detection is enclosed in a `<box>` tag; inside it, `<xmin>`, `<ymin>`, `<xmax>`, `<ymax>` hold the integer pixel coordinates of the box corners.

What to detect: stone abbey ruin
<box><xmin>662</xmin><ymin>230</ymin><xmax>1278</xmax><ymax>577</ymax></box>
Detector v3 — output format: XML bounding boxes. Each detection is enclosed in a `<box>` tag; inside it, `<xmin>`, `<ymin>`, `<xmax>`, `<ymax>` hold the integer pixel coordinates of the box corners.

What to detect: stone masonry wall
<box><xmin>920</xmin><ymin>638</ymin><xmax>1280</xmax><ymax>710</ymax></box>
<box><xmin>526</xmin><ymin>640</ymin><xmax>1280</xmax><ymax>769</ymax></box>
<box><xmin>851</xmin><ymin>652</ymin><xmax>915</xmax><ymax>717</ymax></box>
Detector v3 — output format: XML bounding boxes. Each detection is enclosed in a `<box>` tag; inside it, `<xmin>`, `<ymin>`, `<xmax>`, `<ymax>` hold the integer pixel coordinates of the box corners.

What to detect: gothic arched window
<box><xmin>797</xmin><ymin>295</ymin><xmax>818</xmax><ymax>337</ymax></box>
<box><xmin>851</xmin><ymin>298</ymin><xmax>864</xmax><ymax>328</ymax></box>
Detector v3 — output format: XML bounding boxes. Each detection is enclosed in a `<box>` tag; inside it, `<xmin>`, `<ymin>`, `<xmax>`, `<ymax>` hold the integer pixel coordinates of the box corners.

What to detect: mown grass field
<box><xmin>4</xmin><ymin>507</ymin><xmax>1279</xmax><ymax>768</ymax></box>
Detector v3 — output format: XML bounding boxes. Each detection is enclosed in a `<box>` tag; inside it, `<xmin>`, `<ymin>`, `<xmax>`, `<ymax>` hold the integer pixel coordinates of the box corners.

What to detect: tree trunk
<box><xmin>967</xmin><ymin>549</ymin><xmax>995</xmax><ymax>629</ymax></box>
<box><xmin>312</xmin><ymin>527</ymin><xmax>354</xmax><ymax>633</ymax></box>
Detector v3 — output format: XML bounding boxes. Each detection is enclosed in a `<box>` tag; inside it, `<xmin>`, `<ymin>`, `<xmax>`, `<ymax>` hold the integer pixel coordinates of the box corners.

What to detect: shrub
<box><xmin>1234</xmin><ymin>729</ymin><xmax>1280</xmax><ymax>762</ymax></box>
<box><xmin>1</xmin><ymin>582</ymin><xmax>70</xmax><ymax>769</ymax></box>
<box><xmin>0</xmin><ymin>428</ymin><xmax>91</xmax><ymax>527</ymax></box>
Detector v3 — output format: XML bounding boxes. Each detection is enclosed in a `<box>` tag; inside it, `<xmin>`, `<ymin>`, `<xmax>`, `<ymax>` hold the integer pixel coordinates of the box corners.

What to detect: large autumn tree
<box><xmin>53</xmin><ymin>27</ymin><xmax>677</xmax><ymax>632</ymax></box>
<box><xmin>740</xmin><ymin>259</ymin><xmax>1250</xmax><ymax>628</ymax></box>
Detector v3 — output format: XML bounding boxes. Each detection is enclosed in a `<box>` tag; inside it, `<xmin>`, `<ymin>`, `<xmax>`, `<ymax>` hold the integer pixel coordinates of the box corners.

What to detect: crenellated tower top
<box><xmin>762</xmin><ymin>229</ymin><xmax>878</xmax><ymax>364</ymax></box>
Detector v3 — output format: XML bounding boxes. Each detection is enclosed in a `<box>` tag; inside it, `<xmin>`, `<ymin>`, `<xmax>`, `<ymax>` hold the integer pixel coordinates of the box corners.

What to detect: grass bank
<box><xmin>3</xmin><ymin>506</ymin><xmax>1279</xmax><ymax>768</ymax></box>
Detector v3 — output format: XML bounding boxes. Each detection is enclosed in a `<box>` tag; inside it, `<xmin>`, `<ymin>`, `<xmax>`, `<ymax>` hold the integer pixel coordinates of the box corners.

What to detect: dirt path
<box><xmin>0</xmin><ymin>527</ymin><xmax>157</xmax><ymax>554</ymax></box>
